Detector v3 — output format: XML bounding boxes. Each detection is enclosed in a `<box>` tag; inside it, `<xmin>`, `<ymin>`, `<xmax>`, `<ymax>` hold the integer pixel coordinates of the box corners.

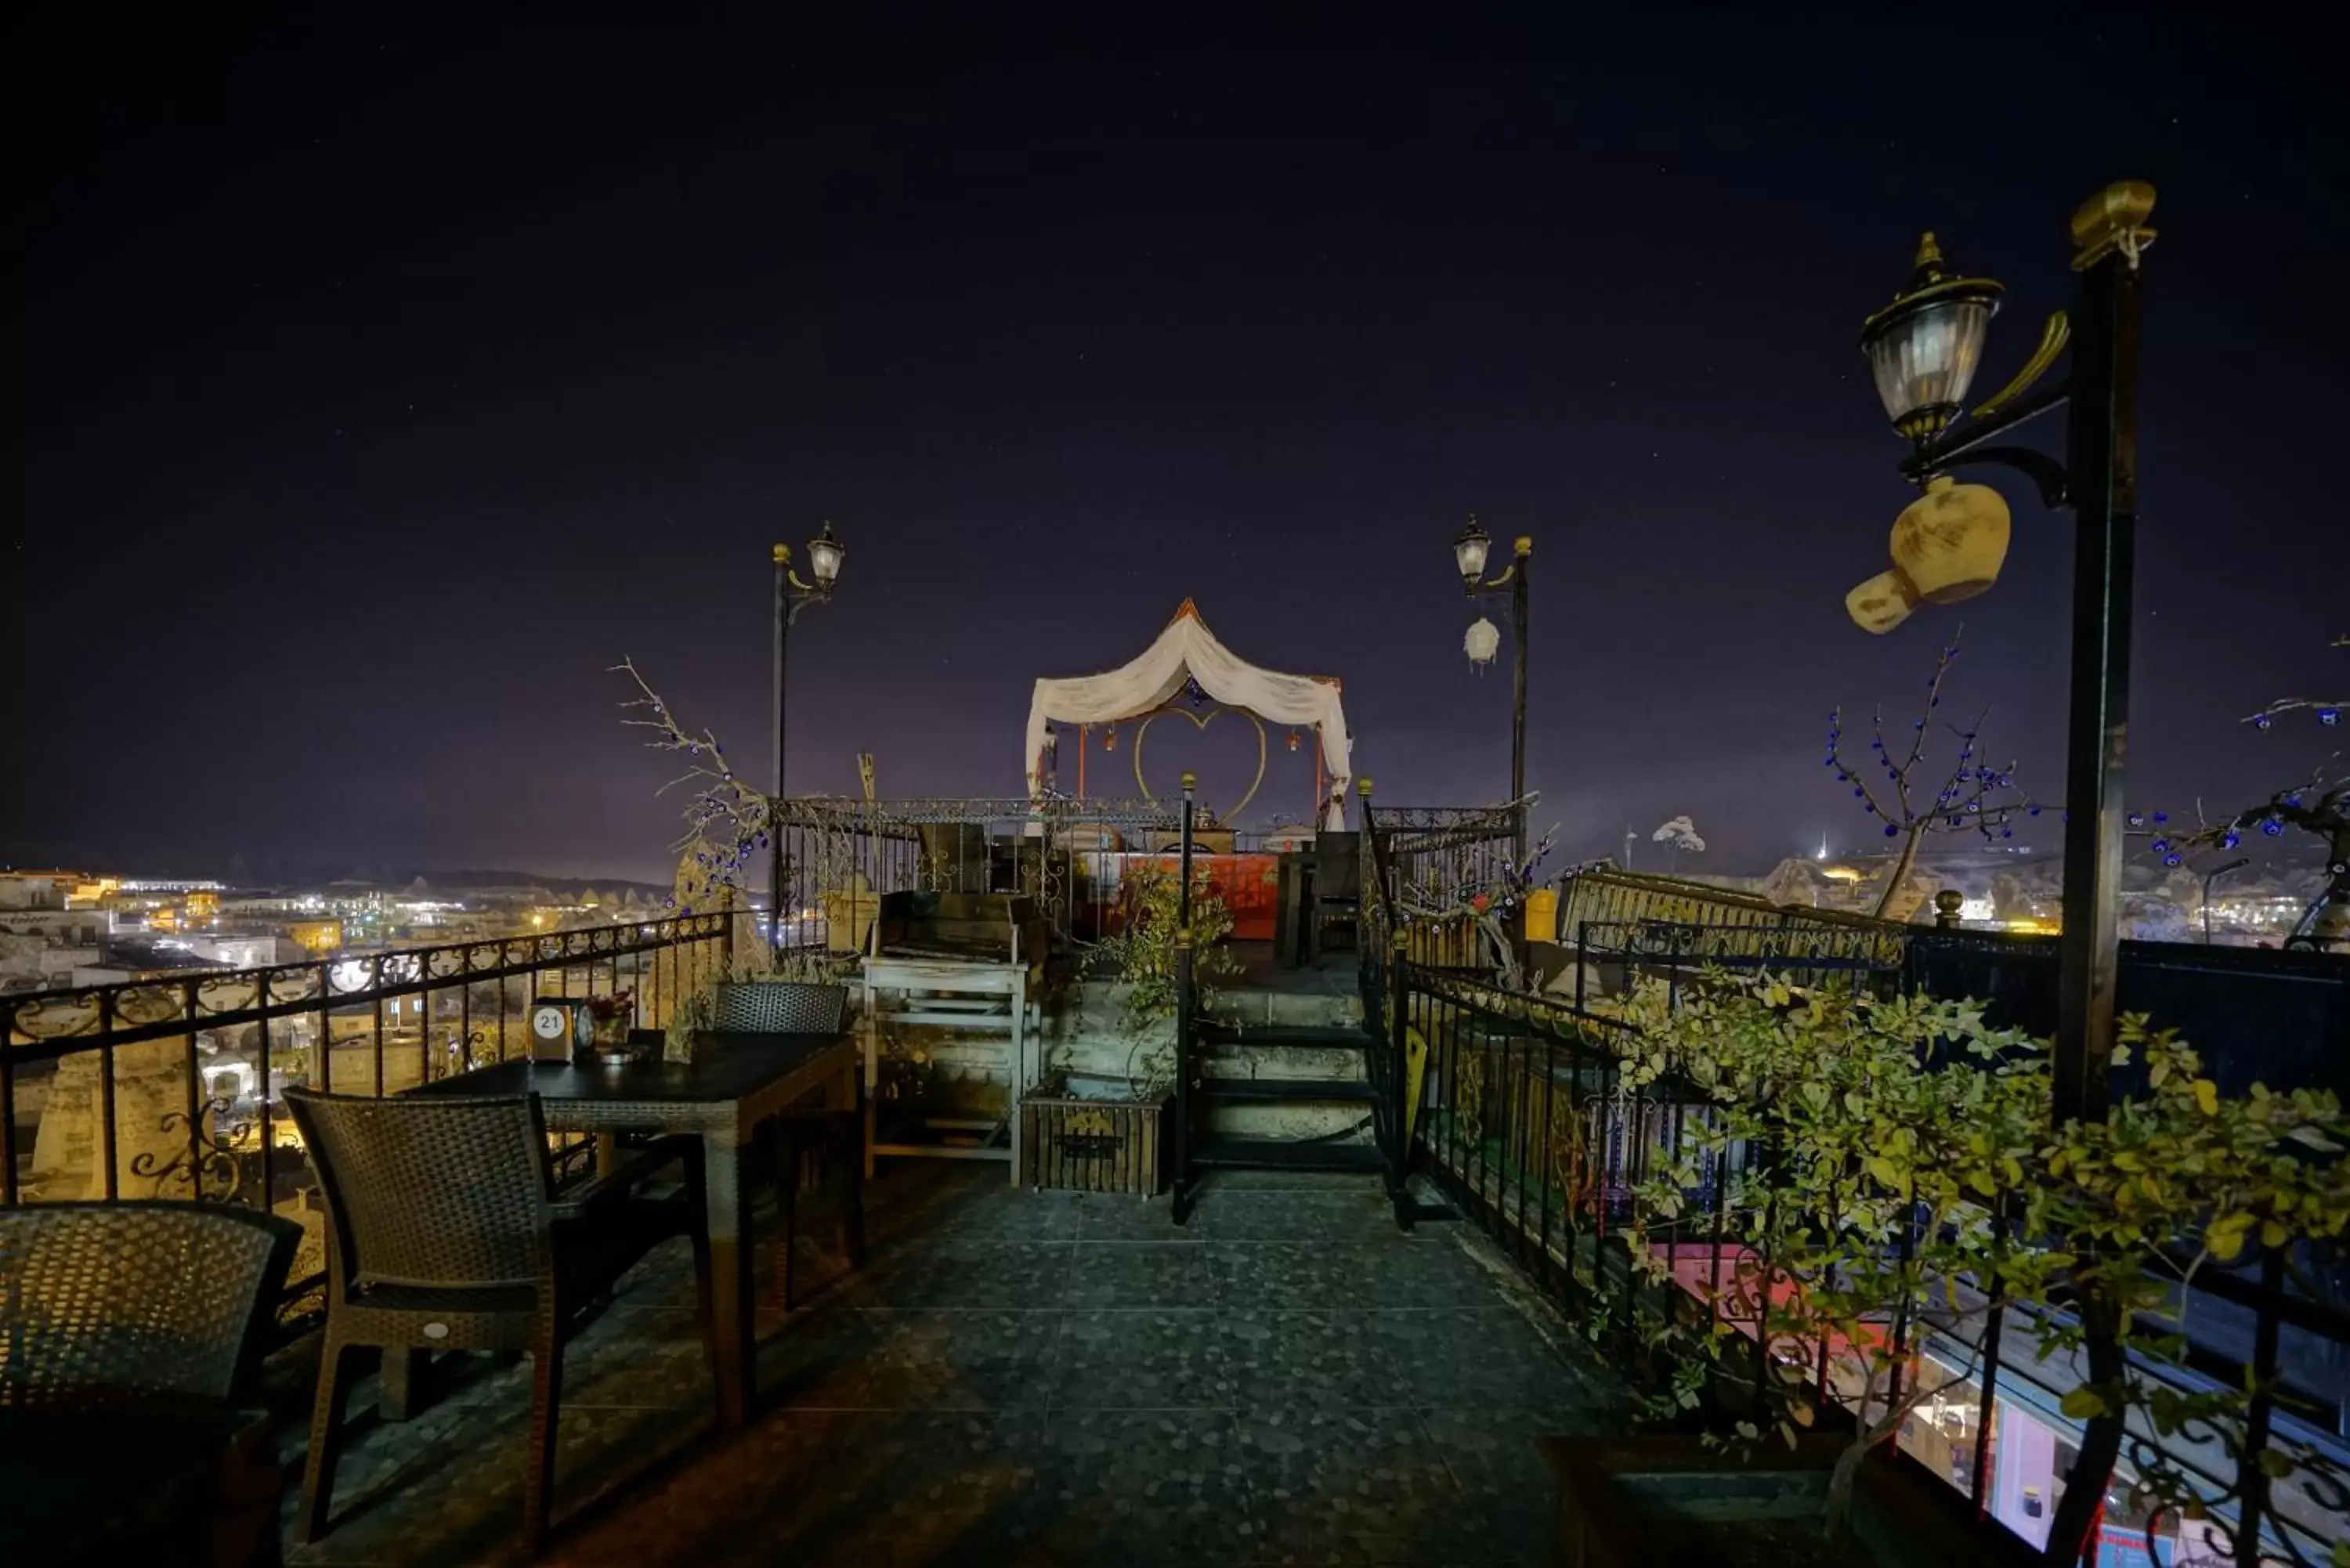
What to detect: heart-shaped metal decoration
<box><xmin>1130</xmin><ymin>704</ymin><xmax>1267</xmax><ymax>823</ymax></box>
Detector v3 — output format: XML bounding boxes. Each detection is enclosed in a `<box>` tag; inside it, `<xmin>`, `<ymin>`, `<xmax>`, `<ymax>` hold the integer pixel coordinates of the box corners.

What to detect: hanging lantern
<box><xmin>1452</xmin><ymin>515</ymin><xmax>1492</xmax><ymax>582</ymax></box>
<box><xmin>805</xmin><ymin>520</ymin><xmax>846</xmax><ymax>589</ymax></box>
<box><xmin>1464</xmin><ymin>616</ymin><xmax>1501</xmax><ymax>670</ymax></box>
<box><xmin>1104</xmin><ymin>726</ymin><xmax>1117</xmax><ymax>753</ymax></box>
<box><xmin>1891</xmin><ymin>474</ymin><xmax>2011</xmax><ymax>603</ymax></box>
<box><xmin>1858</xmin><ymin>233</ymin><xmax>2004</xmax><ymax>443</ymax></box>
<box><xmin>1286</xmin><ymin>729</ymin><xmax>1302</xmax><ymax>753</ymax></box>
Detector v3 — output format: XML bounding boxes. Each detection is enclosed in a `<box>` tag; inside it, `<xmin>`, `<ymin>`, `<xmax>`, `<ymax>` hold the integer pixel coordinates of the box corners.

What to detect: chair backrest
<box><xmin>0</xmin><ymin>1201</ymin><xmax>299</xmax><ymax>1407</ymax></box>
<box><xmin>1314</xmin><ymin>831</ymin><xmax>1361</xmax><ymax>898</ymax></box>
<box><xmin>710</xmin><ymin>981</ymin><xmax>848</xmax><ymax>1035</ymax></box>
<box><xmin>283</xmin><ymin>1088</ymin><xmax>554</xmax><ymax>1294</ymax></box>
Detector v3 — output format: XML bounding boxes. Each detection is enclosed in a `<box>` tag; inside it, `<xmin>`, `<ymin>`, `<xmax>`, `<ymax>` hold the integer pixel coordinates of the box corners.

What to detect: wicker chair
<box><xmin>284</xmin><ymin>1088</ymin><xmax>716</xmax><ymax>1553</ymax></box>
<box><xmin>710</xmin><ymin>981</ymin><xmax>862</xmax><ymax>1309</ymax></box>
<box><xmin>1</xmin><ymin>1200</ymin><xmax>299</xmax><ymax>1407</ymax></box>
<box><xmin>1</xmin><ymin>1201</ymin><xmax>300</xmax><ymax>1566</ymax></box>
<box><xmin>709</xmin><ymin>979</ymin><xmax>849</xmax><ymax>1035</ymax></box>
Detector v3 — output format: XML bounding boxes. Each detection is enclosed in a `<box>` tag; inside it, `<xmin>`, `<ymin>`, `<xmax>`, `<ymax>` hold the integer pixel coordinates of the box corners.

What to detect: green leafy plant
<box><xmin>1092</xmin><ymin>861</ymin><xmax>1240</xmax><ymax>1098</ymax></box>
<box><xmin>1607</xmin><ymin>975</ymin><xmax>2350</xmax><ymax>1563</ymax></box>
<box><xmin>2023</xmin><ymin>1020</ymin><xmax>2350</xmax><ymax>1566</ymax></box>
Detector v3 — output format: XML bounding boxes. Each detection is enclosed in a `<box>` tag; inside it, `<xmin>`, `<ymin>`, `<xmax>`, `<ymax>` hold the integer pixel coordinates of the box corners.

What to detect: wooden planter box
<box><xmin>1020</xmin><ymin>1095</ymin><xmax>1169</xmax><ymax>1194</ymax></box>
<box><xmin>1540</xmin><ymin>1433</ymin><xmax>2040</xmax><ymax>1568</ymax></box>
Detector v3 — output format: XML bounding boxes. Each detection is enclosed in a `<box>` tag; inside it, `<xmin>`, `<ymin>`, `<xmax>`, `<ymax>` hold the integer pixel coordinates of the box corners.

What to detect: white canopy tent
<box><xmin>1025</xmin><ymin>600</ymin><xmax>1354</xmax><ymax>829</ymax></box>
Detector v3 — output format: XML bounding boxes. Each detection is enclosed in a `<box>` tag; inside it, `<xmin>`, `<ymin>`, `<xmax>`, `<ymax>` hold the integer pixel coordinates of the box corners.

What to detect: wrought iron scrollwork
<box><xmin>130</xmin><ymin>1103</ymin><xmax>243</xmax><ymax>1201</ymax></box>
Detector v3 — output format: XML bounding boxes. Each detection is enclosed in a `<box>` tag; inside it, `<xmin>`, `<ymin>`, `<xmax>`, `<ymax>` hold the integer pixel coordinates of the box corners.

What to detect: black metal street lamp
<box><xmin>1853</xmin><ymin>180</ymin><xmax>2154</xmax><ymax>1126</ymax></box>
<box><xmin>770</xmin><ymin>522</ymin><xmax>844</xmax><ymax>956</ymax></box>
<box><xmin>1452</xmin><ymin>514</ymin><xmax>1533</xmax><ymax>871</ymax></box>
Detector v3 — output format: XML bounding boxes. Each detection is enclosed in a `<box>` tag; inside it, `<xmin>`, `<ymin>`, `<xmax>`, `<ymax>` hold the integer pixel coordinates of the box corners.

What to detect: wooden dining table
<box><xmin>409</xmin><ymin>1030</ymin><xmax>860</xmax><ymax>1427</ymax></box>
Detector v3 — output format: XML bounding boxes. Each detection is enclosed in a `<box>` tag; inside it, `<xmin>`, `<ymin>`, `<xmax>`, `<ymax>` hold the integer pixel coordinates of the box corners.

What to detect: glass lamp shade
<box><xmin>806</xmin><ymin>522</ymin><xmax>845</xmax><ymax>587</ymax></box>
<box><xmin>1452</xmin><ymin>515</ymin><xmax>1491</xmax><ymax>581</ymax></box>
<box><xmin>1859</xmin><ymin>234</ymin><xmax>2003</xmax><ymax>443</ymax></box>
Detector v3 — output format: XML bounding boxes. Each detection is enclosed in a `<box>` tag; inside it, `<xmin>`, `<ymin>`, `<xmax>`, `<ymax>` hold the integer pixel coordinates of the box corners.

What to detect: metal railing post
<box><xmin>1388</xmin><ymin>927</ymin><xmax>1412</xmax><ymax>1221</ymax></box>
<box><xmin>1177</xmin><ymin>772</ymin><xmax>1195</xmax><ymax>928</ymax></box>
<box><xmin>1171</xmin><ymin>925</ymin><xmax>1195</xmax><ymax>1223</ymax></box>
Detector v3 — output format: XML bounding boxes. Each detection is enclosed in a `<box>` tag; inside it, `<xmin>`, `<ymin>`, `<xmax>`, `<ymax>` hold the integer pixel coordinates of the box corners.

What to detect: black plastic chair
<box><xmin>284</xmin><ymin>1087</ymin><xmax>715</xmax><ymax>1553</ymax></box>
<box><xmin>709</xmin><ymin>981</ymin><xmax>863</xmax><ymax>1308</ymax></box>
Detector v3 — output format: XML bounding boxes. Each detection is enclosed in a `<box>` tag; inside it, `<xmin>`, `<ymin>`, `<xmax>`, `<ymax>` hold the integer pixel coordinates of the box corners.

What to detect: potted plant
<box><xmin>1021</xmin><ymin>862</ymin><xmax>1239</xmax><ymax>1193</ymax></box>
<box><xmin>1558</xmin><ymin>978</ymin><xmax>2046</xmax><ymax>1566</ymax></box>
<box><xmin>584</xmin><ymin>989</ymin><xmax>638</xmax><ymax>1061</ymax></box>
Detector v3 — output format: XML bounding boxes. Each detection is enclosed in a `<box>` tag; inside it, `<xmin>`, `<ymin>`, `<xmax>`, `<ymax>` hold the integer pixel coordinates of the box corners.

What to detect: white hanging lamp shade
<box><xmin>1464</xmin><ymin>616</ymin><xmax>1501</xmax><ymax>670</ymax></box>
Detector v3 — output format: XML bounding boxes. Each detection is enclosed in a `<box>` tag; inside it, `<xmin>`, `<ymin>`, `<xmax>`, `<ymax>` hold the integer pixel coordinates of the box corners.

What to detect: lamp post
<box><xmin>1453</xmin><ymin>515</ymin><xmax>1533</xmax><ymax>872</ymax></box>
<box><xmin>770</xmin><ymin>522</ymin><xmax>845</xmax><ymax>956</ymax></box>
<box><xmin>1852</xmin><ymin>181</ymin><xmax>2154</xmax><ymax>1126</ymax></box>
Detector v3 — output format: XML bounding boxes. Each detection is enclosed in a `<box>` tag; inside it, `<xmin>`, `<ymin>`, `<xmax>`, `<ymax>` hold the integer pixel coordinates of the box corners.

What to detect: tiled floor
<box><xmin>280</xmin><ymin>1165</ymin><xmax>1625</xmax><ymax>1566</ymax></box>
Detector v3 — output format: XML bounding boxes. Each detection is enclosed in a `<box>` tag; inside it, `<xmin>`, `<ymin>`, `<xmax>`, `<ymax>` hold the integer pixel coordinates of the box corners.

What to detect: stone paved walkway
<box><xmin>280</xmin><ymin>1165</ymin><xmax>1624</xmax><ymax>1566</ymax></box>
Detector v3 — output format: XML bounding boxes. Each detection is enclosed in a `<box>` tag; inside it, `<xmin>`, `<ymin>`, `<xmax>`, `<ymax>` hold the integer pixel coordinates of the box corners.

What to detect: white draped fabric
<box><xmin>1025</xmin><ymin>601</ymin><xmax>1354</xmax><ymax>829</ymax></box>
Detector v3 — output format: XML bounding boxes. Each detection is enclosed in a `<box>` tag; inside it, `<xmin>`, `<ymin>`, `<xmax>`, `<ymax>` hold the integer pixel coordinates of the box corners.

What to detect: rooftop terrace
<box><xmin>272</xmin><ymin>1163</ymin><xmax>1618</xmax><ymax>1567</ymax></box>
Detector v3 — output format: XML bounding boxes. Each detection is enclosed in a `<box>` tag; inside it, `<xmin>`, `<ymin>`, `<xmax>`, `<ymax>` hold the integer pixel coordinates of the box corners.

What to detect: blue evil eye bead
<box><xmin>2287</xmin><ymin>793</ymin><xmax>2305</xmax><ymax>807</ymax></box>
<box><xmin>1853</xmin><ymin>787</ymin><xmax>1865</xmax><ymax>798</ymax></box>
<box><xmin>1884</xmin><ymin>824</ymin><xmax>1900</xmax><ymax>837</ymax></box>
<box><xmin>2001</xmin><ymin>826</ymin><xmax>2014</xmax><ymax>839</ymax></box>
<box><xmin>2321</xmin><ymin>708</ymin><xmax>2341</xmax><ymax>726</ymax></box>
<box><xmin>1870</xmin><ymin>738</ymin><xmax>1883</xmax><ymax>750</ymax></box>
<box><xmin>2262</xmin><ymin>818</ymin><xmax>2285</xmax><ymax>836</ymax></box>
<box><xmin>2162</xmin><ymin>854</ymin><xmax>2182</xmax><ymax>867</ymax></box>
<box><xmin>2254</xmin><ymin>713</ymin><xmax>2274</xmax><ymax>730</ymax></box>
<box><xmin>2151</xmin><ymin>839</ymin><xmax>2170</xmax><ymax>854</ymax></box>
<box><xmin>2222</xmin><ymin>829</ymin><xmax>2242</xmax><ymax>849</ymax></box>
<box><xmin>2127</xmin><ymin>813</ymin><xmax>2145</xmax><ymax>829</ymax></box>
<box><xmin>1946</xmin><ymin>817</ymin><xmax>1960</xmax><ymax>828</ymax></box>
<box><xmin>2152</xmin><ymin>811</ymin><xmax>2168</xmax><ymax>825</ymax></box>
<box><xmin>2028</xmin><ymin>806</ymin><xmax>2041</xmax><ymax>817</ymax></box>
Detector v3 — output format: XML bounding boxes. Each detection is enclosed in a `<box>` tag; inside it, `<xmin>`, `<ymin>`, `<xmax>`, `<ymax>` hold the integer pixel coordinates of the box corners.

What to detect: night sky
<box><xmin>9</xmin><ymin>8</ymin><xmax>2341</xmax><ymax>884</ymax></box>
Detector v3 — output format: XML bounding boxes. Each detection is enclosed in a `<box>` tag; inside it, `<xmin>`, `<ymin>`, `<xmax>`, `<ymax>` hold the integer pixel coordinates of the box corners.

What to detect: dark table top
<box><xmin>409</xmin><ymin>1031</ymin><xmax>849</xmax><ymax>1105</ymax></box>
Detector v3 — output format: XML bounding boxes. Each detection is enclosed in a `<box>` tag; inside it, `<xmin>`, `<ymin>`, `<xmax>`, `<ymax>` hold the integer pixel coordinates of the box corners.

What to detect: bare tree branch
<box><xmin>1825</xmin><ymin>628</ymin><xmax>2035</xmax><ymax>917</ymax></box>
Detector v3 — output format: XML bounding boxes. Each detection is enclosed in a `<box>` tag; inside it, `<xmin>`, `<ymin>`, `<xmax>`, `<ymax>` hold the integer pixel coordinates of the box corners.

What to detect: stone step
<box><xmin>1191</xmin><ymin>1137</ymin><xmax>1387</xmax><ymax>1173</ymax></box>
<box><xmin>1192</xmin><ymin>1077</ymin><xmax>1379</xmax><ymax>1104</ymax></box>
<box><xmin>1196</xmin><ymin>1022</ymin><xmax>1372</xmax><ymax>1049</ymax></box>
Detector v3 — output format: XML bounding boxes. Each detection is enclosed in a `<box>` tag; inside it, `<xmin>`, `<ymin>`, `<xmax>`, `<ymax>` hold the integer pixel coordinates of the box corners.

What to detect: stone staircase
<box><xmin>1170</xmin><ymin>1011</ymin><xmax>1406</xmax><ymax>1226</ymax></box>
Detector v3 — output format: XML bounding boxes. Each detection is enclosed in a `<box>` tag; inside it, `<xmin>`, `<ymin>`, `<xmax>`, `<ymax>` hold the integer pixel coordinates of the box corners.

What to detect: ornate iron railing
<box><xmin>1370</xmin><ymin>802</ymin><xmax>1522</xmax><ymax>975</ymax></box>
<box><xmin>0</xmin><ymin>913</ymin><xmax>736</xmax><ymax>1327</ymax></box>
<box><xmin>763</xmin><ymin>792</ymin><xmax>1289</xmax><ymax>958</ymax></box>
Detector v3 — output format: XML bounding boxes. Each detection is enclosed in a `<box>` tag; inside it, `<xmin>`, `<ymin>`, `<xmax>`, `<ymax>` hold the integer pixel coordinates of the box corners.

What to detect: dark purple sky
<box><xmin>8</xmin><ymin>7</ymin><xmax>2341</xmax><ymax>883</ymax></box>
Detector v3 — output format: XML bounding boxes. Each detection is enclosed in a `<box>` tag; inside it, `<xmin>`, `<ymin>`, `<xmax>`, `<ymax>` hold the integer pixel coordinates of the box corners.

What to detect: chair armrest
<box><xmin>549</xmin><ymin>1134</ymin><xmax>699</xmax><ymax>1223</ymax></box>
